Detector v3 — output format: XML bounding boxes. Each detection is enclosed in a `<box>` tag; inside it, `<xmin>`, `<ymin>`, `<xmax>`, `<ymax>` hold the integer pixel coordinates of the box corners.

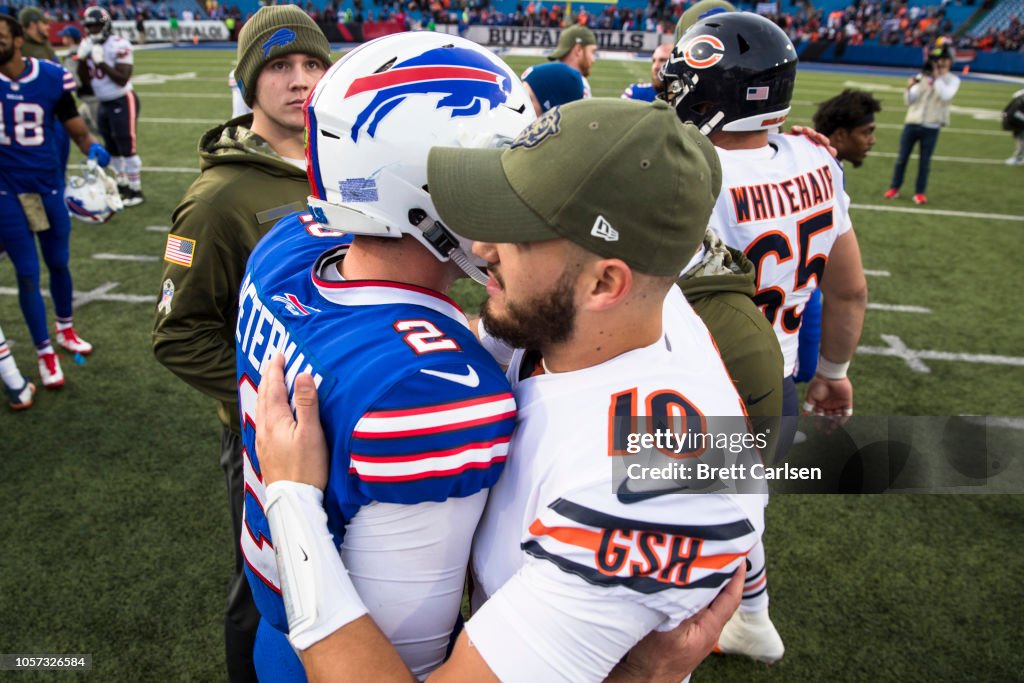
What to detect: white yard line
<box><xmin>0</xmin><ymin>284</ymin><xmax>155</xmax><ymax>307</ymax></box>
<box><xmin>869</xmin><ymin>150</ymin><xmax>1008</xmax><ymax>165</ymax></box>
<box><xmin>858</xmin><ymin>334</ymin><xmax>1024</xmax><ymax>373</ymax></box>
<box><xmin>789</xmin><ymin>114</ymin><xmax>1008</xmax><ymax>136</ymax></box>
<box><xmin>146</xmin><ymin>166</ymin><xmax>201</xmax><ymax>173</ymax></box>
<box><xmin>864</xmin><ymin>269</ymin><xmax>891</xmax><ymax>277</ymax></box>
<box><xmin>135</xmin><ymin>92</ymin><xmax>227</xmax><ymax>98</ymax></box>
<box><xmin>140</xmin><ymin>117</ymin><xmax>222</xmax><ymax>124</ymax></box>
<box><xmin>146</xmin><ymin>225</ymin><xmax>172</xmax><ymax>233</ymax></box>
<box><xmin>867</xmin><ymin>303</ymin><xmax>932</xmax><ymax>313</ymax></box>
<box><xmin>93</xmin><ymin>253</ymin><xmax>160</xmax><ymax>262</ymax></box>
<box><xmin>959</xmin><ymin>416</ymin><xmax>1024</xmax><ymax>431</ymax></box>
<box><xmin>850</xmin><ymin>203</ymin><xmax>1024</xmax><ymax>222</ymax></box>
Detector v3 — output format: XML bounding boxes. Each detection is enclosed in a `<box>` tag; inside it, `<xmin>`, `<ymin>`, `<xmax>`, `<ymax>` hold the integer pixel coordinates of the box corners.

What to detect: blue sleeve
<box><xmin>794</xmin><ymin>288</ymin><xmax>822</xmax><ymax>383</ymax></box>
<box><xmin>333</xmin><ymin>363</ymin><xmax>516</xmax><ymax>511</ymax></box>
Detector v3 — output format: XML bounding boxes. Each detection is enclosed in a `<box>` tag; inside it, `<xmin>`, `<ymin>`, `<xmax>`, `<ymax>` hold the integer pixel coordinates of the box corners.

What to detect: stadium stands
<box><xmin>969</xmin><ymin>0</ymin><xmax>1023</xmax><ymax>35</ymax></box>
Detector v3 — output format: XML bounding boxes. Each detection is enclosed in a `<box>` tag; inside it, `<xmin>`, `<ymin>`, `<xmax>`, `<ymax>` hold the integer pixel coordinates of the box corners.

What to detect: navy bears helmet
<box><xmin>661</xmin><ymin>12</ymin><xmax>797</xmax><ymax>135</ymax></box>
<box><xmin>83</xmin><ymin>7</ymin><xmax>113</xmax><ymax>41</ymax></box>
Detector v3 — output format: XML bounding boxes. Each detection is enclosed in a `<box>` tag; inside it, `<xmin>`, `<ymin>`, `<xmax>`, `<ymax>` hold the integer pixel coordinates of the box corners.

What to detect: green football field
<box><xmin>0</xmin><ymin>46</ymin><xmax>1022</xmax><ymax>680</ymax></box>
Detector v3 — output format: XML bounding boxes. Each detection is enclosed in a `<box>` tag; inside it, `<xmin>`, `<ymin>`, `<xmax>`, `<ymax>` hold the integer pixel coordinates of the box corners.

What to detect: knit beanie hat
<box><xmin>235</xmin><ymin>5</ymin><xmax>332</xmax><ymax>107</ymax></box>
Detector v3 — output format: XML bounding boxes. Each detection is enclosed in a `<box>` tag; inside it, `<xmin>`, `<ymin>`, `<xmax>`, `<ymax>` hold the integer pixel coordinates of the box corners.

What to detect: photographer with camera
<box><xmin>883</xmin><ymin>44</ymin><xmax>960</xmax><ymax>205</ymax></box>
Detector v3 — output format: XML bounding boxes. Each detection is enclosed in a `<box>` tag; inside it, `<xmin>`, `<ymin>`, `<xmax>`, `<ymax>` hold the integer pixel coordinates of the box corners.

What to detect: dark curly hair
<box><xmin>0</xmin><ymin>14</ymin><xmax>25</xmax><ymax>40</ymax></box>
<box><xmin>812</xmin><ymin>89</ymin><xmax>882</xmax><ymax>137</ymax></box>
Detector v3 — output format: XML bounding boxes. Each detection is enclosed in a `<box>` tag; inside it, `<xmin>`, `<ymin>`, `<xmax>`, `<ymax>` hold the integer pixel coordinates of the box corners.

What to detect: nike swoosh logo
<box><xmin>420</xmin><ymin>365</ymin><xmax>480</xmax><ymax>388</ymax></box>
<box><xmin>747</xmin><ymin>389</ymin><xmax>774</xmax><ymax>407</ymax></box>
<box><xmin>299</xmin><ymin>546</ymin><xmax>308</xmax><ymax>562</ymax></box>
<box><xmin>616</xmin><ymin>476</ymin><xmax>693</xmax><ymax>504</ymax></box>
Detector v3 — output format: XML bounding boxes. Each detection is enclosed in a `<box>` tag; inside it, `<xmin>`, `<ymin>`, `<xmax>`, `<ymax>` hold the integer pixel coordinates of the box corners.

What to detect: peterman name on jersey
<box><xmin>472</xmin><ymin>287</ymin><xmax>762</xmax><ymax>630</ymax></box>
<box><xmin>0</xmin><ymin>58</ymin><xmax>76</xmax><ymax>180</ymax></box>
<box><xmin>86</xmin><ymin>36</ymin><xmax>134</xmax><ymax>101</ymax></box>
<box><xmin>237</xmin><ymin>212</ymin><xmax>516</xmax><ymax>634</ymax></box>
<box><xmin>710</xmin><ymin>133</ymin><xmax>853</xmax><ymax>377</ymax></box>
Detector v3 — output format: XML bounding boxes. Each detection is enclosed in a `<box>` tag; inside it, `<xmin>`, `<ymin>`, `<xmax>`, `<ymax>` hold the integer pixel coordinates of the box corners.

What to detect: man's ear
<box><xmin>830</xmin><ymin>128</ymin><xmax>848</xmax><ymax>151</ymax></box>
<box><xmin>580</xmin><ymin>258</ymin><xmax>633</xmax><ymax>312</ymax></box>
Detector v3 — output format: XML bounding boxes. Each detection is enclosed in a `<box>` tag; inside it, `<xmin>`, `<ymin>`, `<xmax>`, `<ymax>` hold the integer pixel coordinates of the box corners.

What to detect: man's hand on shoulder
<box><xmin>256</xmin><ymin>353</ymin><xmax>329</xmax><ymax>490</ymax></box>
<box><xmin>611</xmin><ymin>563</ymin><xmax>746</xmax><ymax>682</ymax></box>
<box><xmin>788</xmin><ymin>125</ymin><xmax>838</xmax><ymax>158</ymax></box>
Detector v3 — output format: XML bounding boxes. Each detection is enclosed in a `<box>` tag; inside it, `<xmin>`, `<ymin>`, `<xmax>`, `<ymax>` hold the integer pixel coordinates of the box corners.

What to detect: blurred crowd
<box><xmin>766</xmin><ymin>0</ymin><xmax>1021</xmax><ymax>50</ymax></box>
<box><xmin>0</xmin><ymin>0</ymin><xmax>1019</xmax><ymax>51</ymax></box>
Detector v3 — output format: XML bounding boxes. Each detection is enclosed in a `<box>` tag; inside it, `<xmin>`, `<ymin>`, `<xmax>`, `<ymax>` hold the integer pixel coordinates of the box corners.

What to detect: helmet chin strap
<box><xmin>409</xmin><ymin>209</ymin><xmax>489</xmax><ymax>286</ymax></box>
<box><xmin>449</xmin><ymin>248</ymin><xmax>490</xmax><ymax>286</ymax></box>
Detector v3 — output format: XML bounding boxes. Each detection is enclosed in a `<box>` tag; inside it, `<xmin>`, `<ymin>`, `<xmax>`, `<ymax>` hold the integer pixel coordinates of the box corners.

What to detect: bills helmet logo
<box><xmin>272</xmin><ymin>293</ymin><xmax>321</xmax><ymax>317</ymax></box>
<box><xmin>344</xmin><ymin>46</ymin><xmax>512</xmax><ymax>142</ymax></box>
<box><xmin>680</xmin><ymin>35</ymin><xmax>726</xmax><ymax>69</ymax></box>
<box><xmin>262</xmin><ymin>28</ymin><xmax>296</xmax><ymax>57</ymax></box>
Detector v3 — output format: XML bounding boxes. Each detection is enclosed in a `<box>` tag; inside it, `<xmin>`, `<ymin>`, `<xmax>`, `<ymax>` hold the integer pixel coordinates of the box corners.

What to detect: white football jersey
<box><xmin>467</xmin><ymin>287</ymin><xmax>765</xmax><ymax>682</ymax></box>
<box><xmin>710</xmin><ymin>134</ymin><xmax>852</xmax><ymax>377</ymax></box>
<box><xmin>87</xmin><ymin>35</ymin><xmax>134</xmax><ymax>101</ymax></box>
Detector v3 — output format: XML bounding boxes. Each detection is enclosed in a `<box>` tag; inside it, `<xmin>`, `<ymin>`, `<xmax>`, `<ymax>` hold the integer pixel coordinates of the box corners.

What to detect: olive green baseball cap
<box><xmin>674</xmin><ymin>0</ymin><xmax>736</xmax><ymax>42</ymax></box>
<box><xmin>427</xmin><ymin>99</ymin><xmax>722</xmax><ymax>277</ymax></box>
<box><xmin>548</xmin><ymin>25</ymin><xmax>597</xmax><ymax>61</ymax></box>
<box><xmin>19</xmin><ymin>7</ymin><xmax>53</xmax><ymax>26</ymax></box>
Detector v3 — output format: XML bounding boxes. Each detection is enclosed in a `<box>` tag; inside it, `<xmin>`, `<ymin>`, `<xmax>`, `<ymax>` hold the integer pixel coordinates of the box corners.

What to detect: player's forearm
<box><xmin>819</xmin><ymin>288</ymin><xmax>866</xmax><ymax>363</ymax></box>
<box><xmin>819</xmin><ymin>230</ymin><xmax>867</xmax><ymax>364</ymax></box>
<box><xmin>300</xmin><ymin>617</ymin><xmax>417</xmax><ymax>683</ymax></box>
<box><xmin>64</xmin><ymin>117</ymin><xmax>96</xmax><ymax>155</ymax></box>
<box><xmin>99</xmin><ymin>63</ymin><xmax>130</xmax><ymax>86</ymax></box>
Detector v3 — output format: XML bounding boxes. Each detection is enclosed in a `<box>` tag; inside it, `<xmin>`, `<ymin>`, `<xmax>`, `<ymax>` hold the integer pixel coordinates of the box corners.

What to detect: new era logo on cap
<box><xmin>591</xmin><ymin>215</ymin><xmax>619</xmax><ymax>242</ymax></box>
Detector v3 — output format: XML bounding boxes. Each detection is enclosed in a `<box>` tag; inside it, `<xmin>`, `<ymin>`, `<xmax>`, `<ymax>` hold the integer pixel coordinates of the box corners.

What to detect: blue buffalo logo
<box><xmin>262</xmin><ymin>28</ymin><xmax>296</xmax><ymax>57</ymax></box>
<box><xmin>344</xmin><ymin>47</ymin><xmax>512</xmax><ymax>142</ymax></box>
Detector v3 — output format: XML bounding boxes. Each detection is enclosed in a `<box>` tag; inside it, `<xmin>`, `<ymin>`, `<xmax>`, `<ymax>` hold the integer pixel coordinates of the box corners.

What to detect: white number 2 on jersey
<box><xmin>394</xmin><ymin>320</ymin><xmax>460</xmax><ymax>355</ymax></box>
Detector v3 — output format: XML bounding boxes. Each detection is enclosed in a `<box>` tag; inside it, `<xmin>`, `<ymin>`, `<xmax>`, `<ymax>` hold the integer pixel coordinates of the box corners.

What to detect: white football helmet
<box><xmin>65</xmin><ymin>161</ymin><xmax>124</xmax><ymax>223</ymax></box>
<box><xmin>305</xmin><ymin>32</ymin><xmax>535</xmax><ymax>284</ymax></box>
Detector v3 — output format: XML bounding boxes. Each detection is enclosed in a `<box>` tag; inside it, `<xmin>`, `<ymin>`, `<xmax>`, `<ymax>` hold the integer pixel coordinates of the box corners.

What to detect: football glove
<box><xmin>87</xmin><ymin>142</ymin><xmax>110</xmax><ymax>168</ymax></box>
<box><xmin>90</xmin><ymin>44</ymin><xmax>106</xmax><ymax>65</ymax></box>
<box><xmin>76</xmin><ymin>37</ymin><xmax>93</xmax><ymax>60</ymax></box>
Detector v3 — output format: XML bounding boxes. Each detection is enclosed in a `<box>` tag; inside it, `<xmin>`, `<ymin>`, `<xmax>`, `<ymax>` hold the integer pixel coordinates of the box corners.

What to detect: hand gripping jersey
<box><xmin>237</xmin><ymin>213</ymin><xmax>516</xmax><ymax>677</ymax></box>
<box><xmin>0</xmin><ymin>58</ymin><xmax>76</xmax><ymax>184</ymax></box>
<box><xmin>84</xmin><ymin>35</ymin><xmax>134</xmax><ymax>102</ymax></box>
<box><xmin>710</xmin><ymin>133</ymin><xmax>852</xmax><ymax>377</ymax></box>
<box><xmin>467</xmin><ymin>287</ymin><xmax>764</xmax><ymax>683</ymax></box>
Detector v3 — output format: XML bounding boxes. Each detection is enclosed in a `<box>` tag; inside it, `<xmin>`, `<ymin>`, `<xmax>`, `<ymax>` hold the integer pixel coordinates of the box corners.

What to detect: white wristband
<box><xmin>265</xmin><ymin>481</ymin><xmax>368</xmax><ymax>651</ymax></box>
<box><xmin>816</xmin><ymin>355</ymin><xmax>850</xmax><ymax>380</ymax></box>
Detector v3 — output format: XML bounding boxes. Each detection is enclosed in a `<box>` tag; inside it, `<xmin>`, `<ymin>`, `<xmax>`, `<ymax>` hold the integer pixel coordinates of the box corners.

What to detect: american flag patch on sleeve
<box><xmin>164</xmin><ymin>234</ymin><xmax>196</xmax><ymax>267</ymax></box>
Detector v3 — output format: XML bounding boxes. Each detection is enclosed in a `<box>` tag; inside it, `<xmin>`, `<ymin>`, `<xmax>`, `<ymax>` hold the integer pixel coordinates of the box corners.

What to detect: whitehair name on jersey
<box><xmin>729</xmin><ymin>163</ymin><xmax>836</xmax><ymax>224</ymax></box>
<box><xmin>236</xmin><ymin>273</ymin><xmax>324</xmax><ymax>392</ymax></box>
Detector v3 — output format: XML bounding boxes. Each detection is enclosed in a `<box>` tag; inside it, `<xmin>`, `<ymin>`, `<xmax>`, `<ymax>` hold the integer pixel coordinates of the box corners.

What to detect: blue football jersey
<box><xmin>621</xmin><ymin>82</ymin><xmax>658</xmax><ymax>103</ymax></box>
<box><xmin>0</xmin><ymin>58</ymin><xmax>76</xmax><ymax>184</ymax></box>
<box><xmin>237</xmin><ymin>212</ymin><xmax>516</xmax><ymax>634</ymax></box>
